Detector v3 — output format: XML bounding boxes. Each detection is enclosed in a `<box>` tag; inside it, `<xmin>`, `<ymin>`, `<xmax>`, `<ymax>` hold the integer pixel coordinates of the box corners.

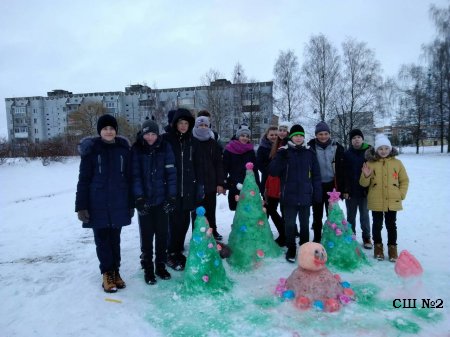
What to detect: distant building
<box><xmin>5</xmin><ymin>80</ymin><xmax>273</xmax><ymax>144</ymax></box>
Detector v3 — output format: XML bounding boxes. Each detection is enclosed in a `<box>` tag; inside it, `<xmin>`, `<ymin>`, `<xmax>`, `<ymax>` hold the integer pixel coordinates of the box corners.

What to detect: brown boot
<box><xmin>114</xmin><ymin>269</ymin><xmax>126</xmax><ymax>289</ymax></box>
<box><xmin>374</xmin><ymin>243</ymin><xmax>384</xmax><ymax>261</ymax></box>
<box><xmin>102</xmin><ymin>271</ymin><xmax>118</xmax><ymax>293</ymax></box>
<box><xmin>388</xmin><ymin>245</ymin><xmax>398</xmax><ymax>262</ymax></box>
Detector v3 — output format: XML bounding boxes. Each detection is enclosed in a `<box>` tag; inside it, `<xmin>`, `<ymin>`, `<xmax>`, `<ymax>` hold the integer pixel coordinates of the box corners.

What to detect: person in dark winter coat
<box><xmin>307</xmin><ymin>121</ymin><xmax>345</xmax><ymax>243</ymax></box>
<box><xmin>223</xmin><ymin>124</ymin><xmax>261</xmax><ymax>211</ymax></box>
<box><xmin>163</xmin><ymin>108</ymin><xmax>204</xmax><ymax>271</ymax></box>
<box><xmin>191</xmin><ymin>115</ymin><xmax>225</xmax><ymax>240</ymax></box>
<box><xmin>131</xmin><ymin>119</ymin><xmax>177</xmax><ymax>285</ymax></box>
<box><xmin>343</xmin><ymin>129</ymin><xmax>372</xmax><ymax>249</ymax></box>
<box><xmin>269</xmin><ymin>124</ymin><xmax>322</xmax><ymax>263</ymax></box>
<box><xmin>163</xmin><ymin>109</ymin><xmax>177</xmax><ymax>133</ymax></box>
<box><xmin>257</xmin><ymin>126</ymin><xmax>285</xmax><ymax>246</ymax></box>
<box><xmin>197</xmin><ymin>110</ymin><xmax>223</xmax><ymax>148</ymax></box>
<box><xmin>75</xmin><ymin>114</ymin><xmax>133</xmax><ymax>293</ymax></box>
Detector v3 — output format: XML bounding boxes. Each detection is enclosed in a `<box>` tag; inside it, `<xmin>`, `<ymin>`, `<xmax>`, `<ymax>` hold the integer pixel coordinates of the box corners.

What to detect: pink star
<box><xmin>327</xmin><ymin>188</ymin><xmax>341</xmax><ymax>203</ymax></box>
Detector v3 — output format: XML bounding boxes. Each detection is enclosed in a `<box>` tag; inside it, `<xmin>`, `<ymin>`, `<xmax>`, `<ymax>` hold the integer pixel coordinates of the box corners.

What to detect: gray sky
<box><xmin>0</xmin><ymin>0</ymin><xmax>446</xmax><ymax>138</ymax></box>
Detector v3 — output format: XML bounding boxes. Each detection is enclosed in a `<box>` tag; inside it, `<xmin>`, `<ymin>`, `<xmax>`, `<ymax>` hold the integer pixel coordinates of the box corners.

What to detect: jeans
<box><xmin>138</xmin><ymin>205</ymin><xmax>169</xmax><ymax>266</ymax></box>
<box><xmin>93</xmin><ymin>227</ymin><xmax>122</xmax><ymax>274</ymax></box>
<box><xmin>283</xmin><ymin>204</ymin><xmax>311</xmax><ymax>249</ymax></box>
<box><xmin>345</xmin><ymin>197</ymin><xmax>370</xmax><ymax>240</ymax></box>
<box><xmin>372</xmin><ymin>210</ymin><xmax>397</xmax><ymax>245</ymax></box>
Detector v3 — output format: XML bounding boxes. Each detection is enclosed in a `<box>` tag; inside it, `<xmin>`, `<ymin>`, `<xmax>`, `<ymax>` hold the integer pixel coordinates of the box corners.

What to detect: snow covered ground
<box><xmin>1</xmin><ymin>147</ymin><xmax>449</xmax><ymax>337</ymax></box>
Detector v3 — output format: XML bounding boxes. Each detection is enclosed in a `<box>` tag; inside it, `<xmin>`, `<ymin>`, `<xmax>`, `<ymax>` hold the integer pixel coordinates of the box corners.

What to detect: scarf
<box><xmin>225</xmin><ymin>140</ymin><xmax>254</xmax><ymax>154</ymax></box>
<box><xmin>192</xmin><ymin>127</ymin><xmax>214</xmax><ymax>141</ymax></box>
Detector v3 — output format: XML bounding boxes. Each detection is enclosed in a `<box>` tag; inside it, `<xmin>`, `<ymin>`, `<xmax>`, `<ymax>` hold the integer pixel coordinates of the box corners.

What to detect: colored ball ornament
<box><xmin>256</xmin><ymin>249</ymin><xmax>265</xmax><ymax>258</ymax></box>
<box><xmin>196</xmin><ymin>206</ymin><xmax>206</xmax><ymax>216</ymax></box>
<box><xmin>200</xmin><ymin>227</ymin><xmax>206</xmax><ymax>232</ymax></box>
<box><xmin>331</xmin><ymin>223</ymin><xmax>337</xmax><ymax>229</ymax></box>
<box><xmin>282</xmin><ymin>290</ymin><xmax>295</xmax><ymax>300</ymax></box>
<box><xmin>343</xmin><ymin>288</ymin><xmax>355</xmax><ymax>297</ymax></box>
<box><xmin>236</xmin><ymin>183</ymin><xmax>243</xmax><ymax>190</ymax></box>
<box><xmin>339</xmin><ymin>294</ymin><xmax>351</xmax><ymax>304</ymax></box>
<box><xmin>197</xmin><ymin>251</ymin><xmax>205</xmax><ymax>258</ymax></box>
<box><xmin>193</xmin><ymin>235</ymin><xmax>202</xmax><ymax>243</ymax></box>
<box><xmin>216</xmin><ymin>244</ymin><xmax>222</xmax><ymax>251</ymax></box>
<box><xmin>294</xmin><ymin>296</ymin><xmax>311</xmax><ymax>310</ymax></box>
<box><xmin>214</xmin><ymin>259</ymin><xmax>220</xmax><ymax>267</ymax></box>
<box><xmin>240</xmin><ymin>225</ymin><xmax>247</xmax><ymax>232</ymax></box>
<box><xmin>208</xmin><ymin>243</ymin><xmax>214</xmax><ymax>248</ymax></box>
<box><xmin>327</xmin><ymin>241</ymin><xmax>335</xmax><ymax>249</ymax></box>
<box><xmin>351</xmin><ymin>234</ymin><xmax>356</xmax><ymax>240</ymax></box>
<box><xmin>206</xmin><ymin>228</ymin><xmax>213</xmax><ymax>236</ymax></box>
<box><xmin>335</xmin><ymin>228</ymin><xmax>342</xmax><ymax>236</ymax></box>
<box><xmin>325</xmin><ymin>298</ymin><xmax>340</xmax><ymax>312</ymax></box>
<box><xmin>333</xmin><ymin>274</ymin><xmax>342</xmax><ymax>282</ymax></box>
<box><xmin>245</xmin><ymin>162</ymin><xmax>254</xmax><ymax>170</ymax></box>
<box><xmin>344</xmin><ymin>235</ymin><xmax>353</xmax><ymax>243</ymax></box>
<box><xmin>258</xmin><ymin>220</ymin><xmax>264</xmax><ymax>226</ymax></box>
<box><xmin>313</xmin><ymin>300</ymin><xmax>324</xmax><ymax>311</ymax></box>
<box><xmin>235</xmin><ymin>195</ymin><xmax>240</xmax><ymax>202</ymax></box>
<box><xmin>202</xmin><ymin>275</ymin><xmax>209</xmax><ymax>283</ymax></box>
<box><xmin>342</xmin><ymin>219</ymin><xmax>348</xmax><ymax>225</ymax></box>
<box><xmin>341</xmin><ymin>281</ymin><xmax>351</xmax><ymax>288</ymax></box>
<box><xmin>250</xmin><ymin>190</ymin><xmax>256</xmax><ymax>196</ymax></box>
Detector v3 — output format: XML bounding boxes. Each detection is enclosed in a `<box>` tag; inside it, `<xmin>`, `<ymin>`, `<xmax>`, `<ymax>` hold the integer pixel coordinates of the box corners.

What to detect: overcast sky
<box><xmin>0</xmin><ymin>0</ymin><xmax>447</xmax><ymax>138</ymax></box>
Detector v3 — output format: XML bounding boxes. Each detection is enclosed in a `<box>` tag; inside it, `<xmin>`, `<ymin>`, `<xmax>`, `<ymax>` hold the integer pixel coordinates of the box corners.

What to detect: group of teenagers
<box><xmin>75</xmin><ymin>108</ymin><xmax>409</xmax><ymax>294</ymax></box>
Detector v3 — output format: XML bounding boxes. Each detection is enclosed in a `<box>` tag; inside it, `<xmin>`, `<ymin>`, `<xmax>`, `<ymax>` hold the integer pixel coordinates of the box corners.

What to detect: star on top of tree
<box><xmin>327</xmin><ymin>188</ymin><xmax>341</xmax><ymax>204</ymax></box>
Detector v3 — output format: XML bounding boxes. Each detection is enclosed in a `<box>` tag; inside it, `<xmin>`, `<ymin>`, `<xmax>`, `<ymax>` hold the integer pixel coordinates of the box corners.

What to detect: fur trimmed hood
<box><xmin>365</xmin><ymin>146</ymin><xmax>399</xmax><ymax>162</ymax></box>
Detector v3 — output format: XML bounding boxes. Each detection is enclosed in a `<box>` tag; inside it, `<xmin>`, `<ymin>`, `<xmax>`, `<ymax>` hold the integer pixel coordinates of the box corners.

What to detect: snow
<box><xmin>1</xmin><ymin>148</ymin><xmax>449</xmax><ymax>337</ymax></box>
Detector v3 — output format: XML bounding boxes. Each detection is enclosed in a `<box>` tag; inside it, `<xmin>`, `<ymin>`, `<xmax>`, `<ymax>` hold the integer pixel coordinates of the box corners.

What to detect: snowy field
<box><xmin>0</xmin><ymin>147</ymin><xmax>449</xmax><ymax>337</ymax></box>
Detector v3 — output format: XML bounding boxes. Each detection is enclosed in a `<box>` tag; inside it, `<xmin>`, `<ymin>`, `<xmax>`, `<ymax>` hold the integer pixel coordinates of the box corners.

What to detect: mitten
<box><xmin>163</xmin><ymin>197</ymin><xmax>176</xmax><ymax>214</ymax></box>
<box><xmin>77</xmin><ymin>210</ymin><xmax>90</xmax><ymax>223</ymax></box>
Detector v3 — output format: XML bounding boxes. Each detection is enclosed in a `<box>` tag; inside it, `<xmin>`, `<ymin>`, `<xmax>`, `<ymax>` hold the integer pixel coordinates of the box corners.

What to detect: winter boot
<box><xmin>114</xmin><ymin>269</ymin><xmax>126</xmax><ymax>289</ymax></box>
<box><xmin>144</xmin><ymin>264</ymin><xmax>157</xmax><ymax>285</ymax></box>
<box><xmin>167</xmin><ymin>253</ymin><xmax>186</xmax><ymax>271</ymax></box>
<box><xmin>155</xmin><ymin>263</ymin><xmax>171</xmax><ymax>280</ymax></box>
<box><xmin>285</xmin><ymin>247</ymin><xmax>296</xmax><ymax>263</ymax></box>
<box><xmin>363</xmin><ymin>238</ymin><xmax>373</xmax><ymax>250</ymax></box>
<box><xmin>102</xmin><ymin>271</ymin><xmax>118</xmax><ymax>293</ymax></box>
<box><xmin>388</xmin><ymin>245</ymin><xmax>398</xmax><ymax>262</ymax></box>
<box><xmin>212</xmin><ymin>229</ymin><xmax>223</xmax><ymax>241</ymax></box>
<box><xmin>374</xmin><ymin>243</ymin><xmax>384</xmax><ymax>261</ymax></box>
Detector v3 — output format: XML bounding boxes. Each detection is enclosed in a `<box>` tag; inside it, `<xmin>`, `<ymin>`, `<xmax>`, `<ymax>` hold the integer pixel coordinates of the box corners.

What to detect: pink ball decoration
<box><xmin>351</xmin><ymin>234</ymin><xmax>356</xmax><ymax>240</ymax></box>
<box><xmin>331</xmin><ymin>223</ymin><xmax>337</xmax><ymax>229</ymax></box>
<box><xmin>395</xmin><ymin>250</ymin><xmax>423</xmax><ymax>278</ymax></box>
<box><xmin>342</xmin><ymin>219</ymin><xmax>347</xmax><ymax>225</ymax></box>
<box><xmin>207</xmin><ymin>228</ymin><xmax>213</xmax><ymax>236</ymax></box>
<box><xmin>335</xmin><ymin>228</ymin><xmax>342</xmax><ymax>236</ymax></box>
<box><xmin>217</xmin><ymin>244</ymin><xmax>222</xmax><ymax>251</ymax></box>
<box><xmin>250</xmin><ymin>190</ymin><xmax>256</xmax><ymax>196</ymax></box>
<box><xmin>294</xmin><ymin>296</ymin><xmax>311</xmax><ymax>310</ymax></box>
<box><xmin>339</xmin><ymin>294</ymin><xmax>351</xmax><ymax>304</ymax></box>
<box><xmin>325</xmin><ymin>298</ymin><xmax>340</xmax><ymax>312</ymax></box>
<box><xmin>245</xmin><ymin>162</ymin><xmax>254</xmax><ymax>170</ymax></box>
<box><xmin>279</xmin><ymin>278</ymin><xmax>287</xmax><ymax>286</ymax></box>
<box><xmin>333</xmin><ymin>274</ymin><xmax>342</xmax><ymax>282</ymax></box>
<box><xmin>208</xmin><ymin>243</ymin><xmax>214</xmax><ymax>248</ymax></box>
<box><xmin>202</xmin><ymin>275</ymin><xmax>209</xmax><ymax>283</ymax></box>
<box><xmin>235</xmin><ymin>195</ymin><xmax>240</xmax><ymax>202</ymax></box>
<box><xmin>258</xmin><ymin>220</ymin><xmax>264</xmax><ymax>226</ymax></box>
<box><xmin>343</xmin><ymin>288</ymin><xmax>355</xmax><ymax>297</ymax></box>
<box><xmin>256</xmin><ymin>249</ymin><xmax>265</xmax><ymax>258</ymax></box>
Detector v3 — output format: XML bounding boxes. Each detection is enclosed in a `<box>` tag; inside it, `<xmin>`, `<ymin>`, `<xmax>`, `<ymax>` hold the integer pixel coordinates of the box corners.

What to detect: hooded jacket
<box><xmin>359</xmin><ymin>147</ymin><xmax>409</xmax><ymax>212</ymax></box>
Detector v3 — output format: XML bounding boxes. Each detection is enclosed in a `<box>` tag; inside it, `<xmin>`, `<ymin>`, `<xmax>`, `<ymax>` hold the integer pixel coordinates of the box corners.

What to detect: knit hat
<box><xmin>315</xmin><ymin>121</ymin><xmax>330</xmax><ymax>135</ymax></box>
<box><xmin>349</xmin><ymin>129</ymin><xmax>364</xmax><ymax>140</ymax></box>
<box><xmin>278</xmin><ymin>120</ymin><xmax>293</xmax><ymax>132</ymax></box>
<box><xmin>236</xmin><ymin>124</ymin><xmax>251</xmax><ymax>137</ymax></box>
<box><xmin>289</xmin><ymin>124</ymin><xmax>305</xmax><ymax>138</ymax></box>
<box><xmin>374</xmin><ymin>134</ymin><xmax>392</xmax><ymax>150</ymax></box>
<box><xmin>141</xmin><ymin>119</ymin><xmax>159</xmax><ymax>136</ymax></box>
<box><xmin>97</xmin><ymin>114</ymin><xmax>118</xmax><ymax>135</ymax></box>
<box><xmin>195</xmin><ymin>116</ymin><xmax>210</xmax><ymax>128</ymax></box>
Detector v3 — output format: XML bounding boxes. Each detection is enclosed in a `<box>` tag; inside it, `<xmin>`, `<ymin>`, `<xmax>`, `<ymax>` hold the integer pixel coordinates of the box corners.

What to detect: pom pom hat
<box><xmin>349</xmin><ymin>129</ymin><xmax>364</xmax><ymax>140</ymax></box>
<box><xmin>236</xmin><ymin>124</ymin><xmax>251</xmax><ymax>138</ymax></box>
<box><xmin>374</xmin><ymin>134</ymin><xmax>392</xmax><ymax>150</ymax></box>
<box><xmin>97</xmin><ymin>114</ymin><xmax>118</xmax><ymax>135</ymax></box>
<box><xmin>289</xmin><ymin>124</ymin><xmax>305</xmax><ymax>139</ymax></box>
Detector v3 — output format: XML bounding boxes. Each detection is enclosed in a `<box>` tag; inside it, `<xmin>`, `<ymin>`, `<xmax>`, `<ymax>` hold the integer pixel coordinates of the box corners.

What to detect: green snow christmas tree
<box><xmin>227</xmin><ymin>162</ymin><xmax>282</xmax><ymax>271</ymax></box>
<box><xmin>321</xmin><ymin>188</ymin><xmax>369</xmax><ymax>271</ymax></box>
<box><xmin>182</xmin><ymin>206</ymin><xmax>232</xmax><ymax>295</ymax></box>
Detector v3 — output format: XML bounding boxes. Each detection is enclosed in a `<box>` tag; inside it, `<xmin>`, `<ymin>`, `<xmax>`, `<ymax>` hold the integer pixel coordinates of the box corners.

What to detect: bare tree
<box><xmin>68</xmin><ymin>102</ymin><xmax>107</xmax><ymax>138</ymax></box>
<box><xmin>332</xmin><ymin>38</ymin><xmax>382</xmax><ymax>144</ymax></box>
<box><xmin>397</xmin><ymin>64</ymin><xmax>429</xmax><ymax>154</ymax></box>
<box><xmin>232</xmin><ymin>62</ymin><xmax>248</xmax><ymax>84</ymax></box>
<box><xmin>273</xmin><ymin>49</ymin><xmax>302</xmax><ymax>122</ymax></box>
<box><xmin>302</xmin><ymin>34</ymin><xmax>340</xmax><ymax>121</ymax></box>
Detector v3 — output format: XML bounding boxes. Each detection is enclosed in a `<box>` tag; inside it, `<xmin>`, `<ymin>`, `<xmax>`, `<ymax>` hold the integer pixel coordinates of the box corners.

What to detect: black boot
<box><xmin>155</xmin><ymin>263</ymin><xmax>171</xmax><ymax>280</ymax></box>
<box><xmin>143</xmin><ymin>263</ymin><xmax>156</xmax><ymax>285</ymax></box>
<box><xmin>285</xmin><ymin>247</ymin><xmax>296</xmax><ymax>263</ymax></box>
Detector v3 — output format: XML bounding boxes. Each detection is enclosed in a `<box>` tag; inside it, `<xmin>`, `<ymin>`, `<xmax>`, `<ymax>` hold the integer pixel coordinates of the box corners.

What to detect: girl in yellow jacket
<box><xmin>360</xmin><ymin>134</ymin><xmax>409</xmax><ymax>262</ymax></box>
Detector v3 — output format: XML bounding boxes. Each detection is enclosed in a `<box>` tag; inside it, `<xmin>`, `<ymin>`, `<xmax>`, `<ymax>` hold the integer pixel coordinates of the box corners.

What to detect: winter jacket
<box><xmin>307</xmin><ymin>138</ymin><xmax>345</xmax><ymax>193</ymax></box>
<box><xmin>359</xmin><ymin>147</ymin><xmax>409</xmax><ymax>212</ymax></box>
<box><xmin>256</xmin><ymin>136</ymin><xmax>273</xmax><ymax>192</ymax></box>
<box><xmin>223</xmin><ymin>140</ymin><xmax>261</xmax><ymax>196</ymax></box>
<box><xmin>196</xmin><ymin>138</ymin><xmax>225</xmax><ymax>194</ymax></box>
<box><xmin>343</xmin><ymin>143</ymin><xmax>371</xmax><ymax>198</ymax></box>
<box><xmin>269</xmin><ymin>141</ymin><xmax>322</xmax><ymax>207</ymax></box>
<box><xmin>131</xmin><ymin>135</ymin><xmax>177</xmax><ymax>207</ymax></box>
<box><xmin>162</xmin><ymin>109</ymin><xmax>203</xmax><ymax>211</ymax></box>
<box><xmin>75</xmin><ymin>136</ymin><xmax>132</xmax><ymax>229</ymax></box>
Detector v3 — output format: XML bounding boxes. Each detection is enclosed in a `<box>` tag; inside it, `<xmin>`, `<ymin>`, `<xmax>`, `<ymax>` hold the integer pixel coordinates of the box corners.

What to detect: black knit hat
<box><xmin>97</xmin><ymin>114</ymin><xmax>118</xmax><ymax>135</ymax></box>
<box><xmin>349</xmin><ymin>129</ymin><xmax>364</xmax><ymax>140</ymax></box>
<box><xmin>289</xmin><ymin>124</ymin><xmax>305</xmax><ymax>139</ymax></box>
<box><xmin>142</xmin><ymin>119</ymin><xmax>159</xmax><ymax>136</ymax></box>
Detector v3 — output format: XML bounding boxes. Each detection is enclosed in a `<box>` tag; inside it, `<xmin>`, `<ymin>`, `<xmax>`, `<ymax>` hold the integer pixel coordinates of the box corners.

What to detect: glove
<box><xmin>129</xmin><ymin>208</ymin><xmax>135</xmax><ymax>218</ymax></box>
<box><xmin>135</xmin><ymin>197</ymin><xmax>150</xmax><ymax>216</ymax></box>
<box><xmin>163</xmin><ymin>197</ymin><xmax>176</xmax><ymax>214</ymax></box>
<box><xmin>77</xmin><ymin>210</ymin><xmax>90</xmax><ymax>223</ymax></box>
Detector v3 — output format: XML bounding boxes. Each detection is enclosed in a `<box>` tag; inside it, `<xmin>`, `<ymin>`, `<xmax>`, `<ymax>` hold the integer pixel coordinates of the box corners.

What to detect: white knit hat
<box><xmin>375</xmin><ymin>134</ymin><xmax>392</xmax><ymax>150</ymax></box>
<box><xmin>278</xmin><ymin>119</ymin><xmax>293</xmax><ymax>132</ymax></box>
